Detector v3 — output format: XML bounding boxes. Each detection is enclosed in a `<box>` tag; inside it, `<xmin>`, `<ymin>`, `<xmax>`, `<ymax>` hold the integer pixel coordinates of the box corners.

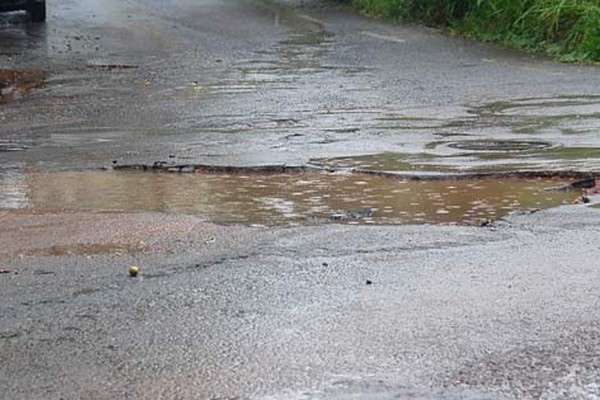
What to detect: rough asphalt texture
<box><xmin>1</xmin><ymin>0</ymin><xmax>600</xmax><ymax>399</ymax></box>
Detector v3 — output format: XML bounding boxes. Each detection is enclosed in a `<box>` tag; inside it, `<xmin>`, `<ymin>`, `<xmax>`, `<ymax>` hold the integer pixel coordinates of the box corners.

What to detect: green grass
<box><xmin>350</xmin><ymin>0</ymin><xmax>600</xmax><ymax>62</ymax></box>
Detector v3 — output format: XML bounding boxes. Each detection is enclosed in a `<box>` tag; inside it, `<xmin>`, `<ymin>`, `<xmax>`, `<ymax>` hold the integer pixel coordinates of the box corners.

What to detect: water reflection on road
<box><xmin>0</xmin><ymin>169</ymin><xmax>576</xmax><ymax>226</ymax></box>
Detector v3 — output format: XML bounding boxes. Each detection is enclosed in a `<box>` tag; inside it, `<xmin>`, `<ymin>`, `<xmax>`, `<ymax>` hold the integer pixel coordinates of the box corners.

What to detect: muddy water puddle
<box><xmin>314</xmin><ymin>147</ymin><xmax>600</xmax><ymax>173</ymax></box>
<box><xmin>0</xmin><ymin>170</ymin><xmax>577</xmax><ymax>226</ymax></box>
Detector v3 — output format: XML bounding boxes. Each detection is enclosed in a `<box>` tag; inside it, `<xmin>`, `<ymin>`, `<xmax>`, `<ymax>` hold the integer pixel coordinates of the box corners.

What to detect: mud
<box><xmin>0</xmin><ymin>69</ymin><xmax>44</xmax><ymax>104</ymax></box>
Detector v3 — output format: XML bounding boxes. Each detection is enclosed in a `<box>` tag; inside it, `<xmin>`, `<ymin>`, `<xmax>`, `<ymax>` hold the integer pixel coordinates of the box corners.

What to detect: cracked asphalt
<box><xmin>1</xmin><ymin>0</ymin><xmax>600</xmax><ymax>399</ymax></box>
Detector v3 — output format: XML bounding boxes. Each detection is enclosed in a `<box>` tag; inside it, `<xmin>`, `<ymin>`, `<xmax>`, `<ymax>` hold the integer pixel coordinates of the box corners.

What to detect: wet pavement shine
<box><xmin>2</xmin><ymin>0</ymin><xmax>600</xmax><ymax>399</ymax></box>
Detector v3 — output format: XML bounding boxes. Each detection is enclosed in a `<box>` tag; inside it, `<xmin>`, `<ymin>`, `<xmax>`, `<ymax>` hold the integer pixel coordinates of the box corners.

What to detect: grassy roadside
<box><xmin>350</xmin><ymin>0</ymin><xmax>600</xmax><ymax>62</ymax></box>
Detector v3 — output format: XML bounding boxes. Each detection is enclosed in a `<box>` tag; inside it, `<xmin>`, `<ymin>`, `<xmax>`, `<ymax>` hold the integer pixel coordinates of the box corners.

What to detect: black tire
<box><xmin>28</xmin><ymin>0</ymin><xmax>46</xmax><ymax>22</ymax></box>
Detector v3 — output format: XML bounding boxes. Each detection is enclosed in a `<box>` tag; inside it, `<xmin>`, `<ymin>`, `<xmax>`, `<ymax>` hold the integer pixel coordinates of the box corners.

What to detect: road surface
<box><xmin>1</xmin><ymin>0</ymin><xmax>600</xmax><ymax>399</ymax></box>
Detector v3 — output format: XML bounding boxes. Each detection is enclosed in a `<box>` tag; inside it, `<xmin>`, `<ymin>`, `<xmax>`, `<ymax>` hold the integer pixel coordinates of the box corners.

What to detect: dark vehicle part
<box><xmin>0</xmin><ymin>0</ymin><xmax>46</xmax><ymax>22</ymax></box>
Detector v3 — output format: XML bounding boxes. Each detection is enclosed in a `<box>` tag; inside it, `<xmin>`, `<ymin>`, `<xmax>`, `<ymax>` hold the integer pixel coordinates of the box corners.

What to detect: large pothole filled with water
<box><xmin>0</xmin><ymin>169</ymin><xmax>582</xmax><ymax>226</ymax></box>
<box><xmin>313</xmin><ymin>148</ymin><xmax>600</xmax><ymax>174</ymax></box>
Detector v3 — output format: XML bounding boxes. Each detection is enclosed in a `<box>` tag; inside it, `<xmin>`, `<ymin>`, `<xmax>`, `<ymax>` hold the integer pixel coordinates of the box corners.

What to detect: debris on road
<box><xmin>572</xmin><ymin>196</ymin><xmax>591</xmax><ymax>204</ymax></box>
<box><xmin>328</xmin><ymin>208</ymin><xmax>374</xmax><ymax>222</ymax></box>
<box><xmin>479</xmin><ymin>219</ymin><xmax>494</xmax><ymax>227</ymax></box>
<box><xmin>128</xmin><ymin>265</ymin><xmax>140</xmax><ymax>277</ymax></box>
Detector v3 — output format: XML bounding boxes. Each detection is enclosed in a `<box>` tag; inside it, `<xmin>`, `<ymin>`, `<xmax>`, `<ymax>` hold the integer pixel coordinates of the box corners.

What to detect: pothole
<box><xmin>0</xmin><ymin>169</ymin><xmax>582</xmax><ymax>226</ymax></box>
<box><xmin>0</xmin><ymin>69</ymin><xmax>44</xmax><ymax>104</ymax></box>
<box><xmin>313</xmin><ymin>148</ymin><xmax>600</xmax><ymax>174</ymax></box>
<box><xmin>447</xmin><ymin>140</ymin><xmax>553</xmax><ymax>153</ymax></box>
<box><xmin>475</xmin><ymin>95</ymin><xmax>600</xmax><ymax>118</ymax></box>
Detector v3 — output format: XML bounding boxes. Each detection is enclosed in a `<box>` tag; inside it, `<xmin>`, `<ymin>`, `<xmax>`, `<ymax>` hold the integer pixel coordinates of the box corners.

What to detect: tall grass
<box><xmin>351</xmin><ymin>0</ymin><xmax>600</xmax><ymax>62</ymax></box>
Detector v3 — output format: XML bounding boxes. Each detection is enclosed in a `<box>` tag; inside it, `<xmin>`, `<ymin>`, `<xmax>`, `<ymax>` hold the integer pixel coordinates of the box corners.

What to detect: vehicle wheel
<box><xmin>28</xmin><ymin>0</ymin><xmax>46</xmax><ymax>22</ymax></box>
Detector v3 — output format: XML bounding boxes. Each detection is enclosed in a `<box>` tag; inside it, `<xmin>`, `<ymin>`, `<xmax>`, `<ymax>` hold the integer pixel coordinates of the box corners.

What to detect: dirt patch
<box><xmin>0</xmin><ymin>210</ymin><xmax>252</xmax><ymax>260</ymax></box>
<box><xmin>0</xmin><ymin>69</ymin><xmax>44</xmax><ymax>104</ymax></box>
<box><xmin>22</xmin><ymin>243</ymin><xmax>147</xmax><ymax>257</ymax></box>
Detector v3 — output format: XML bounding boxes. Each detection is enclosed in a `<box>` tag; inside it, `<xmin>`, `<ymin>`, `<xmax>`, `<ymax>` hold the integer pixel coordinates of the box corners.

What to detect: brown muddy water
<box><xmin>313</xmin><ymin>148</ymin><xmax>600</xmax><ymax>174</ymax></box>
<box><xmin>0</xmin><ymin>170</ymin><xmax>579</xmax><ymax>226</ymax></box>
<box><xmin>0</xmin><ymin>69</ymin><xmax>44</xmax><ymax>104</ymax></box>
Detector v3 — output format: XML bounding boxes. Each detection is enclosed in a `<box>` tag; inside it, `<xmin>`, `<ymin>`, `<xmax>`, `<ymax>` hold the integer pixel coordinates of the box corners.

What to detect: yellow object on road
<box><xmin>128</xmin><ymin>265</ymin><xmax>140</xmax><ymax>277</ymax></box>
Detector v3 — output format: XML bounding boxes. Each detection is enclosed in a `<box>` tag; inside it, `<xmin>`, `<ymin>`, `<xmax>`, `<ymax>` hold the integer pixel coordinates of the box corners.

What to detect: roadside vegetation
<box><xmin>350</xmin><ymin>0</ymin><xmax>600</xmax><ymax>62</ymax></box>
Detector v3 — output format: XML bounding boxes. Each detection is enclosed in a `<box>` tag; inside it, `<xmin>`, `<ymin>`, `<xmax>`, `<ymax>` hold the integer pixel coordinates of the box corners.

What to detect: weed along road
<box><xmin>2</xmin><ymin>0</ymin><xmax>600</xmax><ymax>399</ymax></box>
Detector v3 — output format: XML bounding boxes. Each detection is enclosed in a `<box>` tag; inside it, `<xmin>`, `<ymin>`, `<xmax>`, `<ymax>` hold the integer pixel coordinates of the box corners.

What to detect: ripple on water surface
<box><xmin>0</xmin><ymin>170</ymin><xmax>578</xmax><ymax>226</ymax></box>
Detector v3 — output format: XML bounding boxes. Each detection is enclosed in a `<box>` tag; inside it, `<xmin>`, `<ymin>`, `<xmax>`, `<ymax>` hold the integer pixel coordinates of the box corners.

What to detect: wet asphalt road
<box><xmin>1</xmin><ymin>0</ymin><xmax>600</xmax><ymax>170</ymax></box>
<box><xmin>2</xmin><ymin>0</ymin><xmax>600</xmax><ymax>399</ymax></box>
<box><xmin>3</xmin><ymin>206</ymin><xmax>600</xmax><ymax>399</ymax></box>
